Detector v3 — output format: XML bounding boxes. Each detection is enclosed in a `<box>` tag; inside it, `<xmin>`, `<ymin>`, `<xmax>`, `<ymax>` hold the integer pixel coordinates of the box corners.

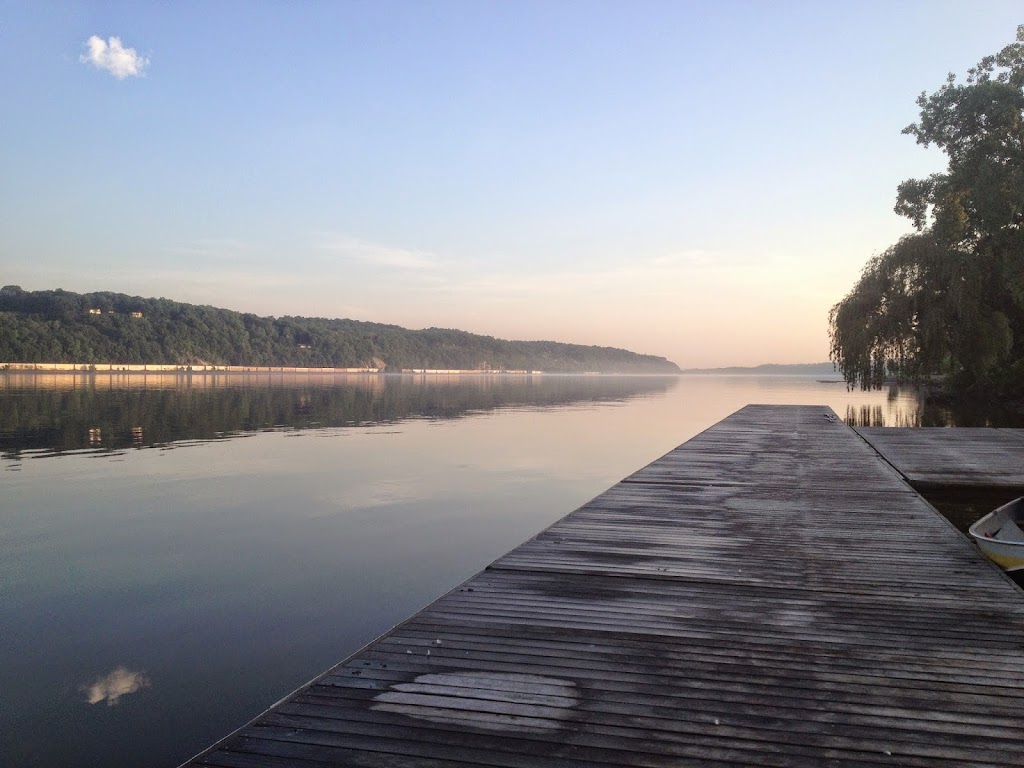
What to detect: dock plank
<box><xmin>857</xmin><ymin>426</ymin><xmax>1024</xmax><ymax>489</ymax></box>
<box><xmin>182</xmin><ymin>405</ymin><xmax>1024</xmax><ymax>768</ymax></box>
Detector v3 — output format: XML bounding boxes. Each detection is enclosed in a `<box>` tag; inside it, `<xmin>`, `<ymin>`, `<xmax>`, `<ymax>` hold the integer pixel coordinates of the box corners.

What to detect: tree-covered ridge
<box><xmin>829</xmin><ymin>26</ymin><xmax>1024</xmax><ymax>398</ymax></box>
<box><xmin>0</xmin><ymin>286</ymin><xmax>680</xmax><ymax>373</ymax></box>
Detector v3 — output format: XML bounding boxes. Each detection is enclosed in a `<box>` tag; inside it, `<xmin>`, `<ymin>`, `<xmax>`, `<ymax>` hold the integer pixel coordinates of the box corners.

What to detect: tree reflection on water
<box><xmin>0</xmin><ymin>373</ymin><xmax>677</xmax><ymax>463</ymax></box>
<box><xmin>843</xmin><ymin>387</ymin><xmax>1024</xmax><ymax>428</ymax></box>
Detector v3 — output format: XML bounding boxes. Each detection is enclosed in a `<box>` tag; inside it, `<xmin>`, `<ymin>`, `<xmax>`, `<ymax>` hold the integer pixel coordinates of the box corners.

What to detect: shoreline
<box><xmin>0</xmin><ymin>362</ymin><xmax>547</xmax><ymax>376</ymax></box>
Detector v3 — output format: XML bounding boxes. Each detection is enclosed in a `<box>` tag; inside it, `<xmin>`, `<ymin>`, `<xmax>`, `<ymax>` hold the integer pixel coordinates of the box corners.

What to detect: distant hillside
<box><xmin>681</xmin><ymin>362</ymin><xmax>840</xmax><ymax>376</ymax></box>
<box><xmin>0</xmin><ymin>286</ymin><xmax>680</xmax><ymax>374</ymax></box>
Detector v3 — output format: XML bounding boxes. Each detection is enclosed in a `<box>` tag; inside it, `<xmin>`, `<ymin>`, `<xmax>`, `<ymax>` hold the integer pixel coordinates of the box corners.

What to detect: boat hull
<box><xmin>969</xmin><ymin>498</ymin><xmax>1024</xmax><ymax>572</ymax></box>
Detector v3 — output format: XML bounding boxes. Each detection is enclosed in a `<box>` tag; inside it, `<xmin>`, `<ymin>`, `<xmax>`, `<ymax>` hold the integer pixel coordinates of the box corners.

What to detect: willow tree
<box><xmin>830</xmin><ymin>26</ymin><xmax>1024</xmax><ymax>396</ymax></box>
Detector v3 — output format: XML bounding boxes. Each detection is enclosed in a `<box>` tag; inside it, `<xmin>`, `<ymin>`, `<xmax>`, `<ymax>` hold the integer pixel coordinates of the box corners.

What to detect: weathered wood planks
<box><xmin>857</xmin><ymin>426</ymin><xmax>1024</xmax><ymax>490</ymax></box>
<box><xmin>183</xmin><ymin>405</ymin><xmax>1024</xmax><ymax>768</ymax></box>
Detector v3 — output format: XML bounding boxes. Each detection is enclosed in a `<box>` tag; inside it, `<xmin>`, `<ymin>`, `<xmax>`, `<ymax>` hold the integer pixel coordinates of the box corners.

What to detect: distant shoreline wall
<box><xmin>0</xmin><ymin>362</ymin><xmax>383</xmax><ymax>374</ymax></box>
<box><xmin>0</xmin><ymin>362</ymin><xmax>545</xmax><ymax>375</ymax></box>
<box><xmin>402</xmin><ymin>369</ymin><xmax>542</xmax><ymax>375</ymax></box>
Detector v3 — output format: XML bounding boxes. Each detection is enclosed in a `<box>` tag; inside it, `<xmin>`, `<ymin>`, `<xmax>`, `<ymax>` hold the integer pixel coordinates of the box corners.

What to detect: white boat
<box><xmin>968</xmin><ymin>497</ymin><xmax>1024</xmax><ymax>572</ymax></box>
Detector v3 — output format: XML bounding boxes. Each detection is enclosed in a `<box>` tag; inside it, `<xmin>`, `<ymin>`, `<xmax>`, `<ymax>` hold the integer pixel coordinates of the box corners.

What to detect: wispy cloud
<box><xmin>644</xmin><ymin>249</ymin><xmax>722</xmax><ymax>268</ymax></box>
<box><xmin>316</xmin><ymin>235</ymin><xmax>440</xmax><ymax>270</ymax></box>
<box><xmin>428</xmin><ymin>248</ymin><xmax>754</xmax><ymax>301</ymax></box>
<box><xmin>81</xmin><ymin>36</ymin><xmax>149</xmax><ymax>79</ymax></box>
<box><xmin>82</xmin><ymin>666</ymin><xmax>150</xmax><ymax>706</ymax></box>
<box><xmin>161</xmin><ymin>237</ymin><xmax>250</xmax><ymax>261</ymax></box>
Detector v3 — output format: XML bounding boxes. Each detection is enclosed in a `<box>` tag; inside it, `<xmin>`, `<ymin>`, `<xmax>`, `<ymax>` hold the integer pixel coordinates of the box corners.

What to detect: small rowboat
<box><xmin>969</xmin><ymin>497</ymin><xmax>1024</xmax><ymax>572</ymax></box>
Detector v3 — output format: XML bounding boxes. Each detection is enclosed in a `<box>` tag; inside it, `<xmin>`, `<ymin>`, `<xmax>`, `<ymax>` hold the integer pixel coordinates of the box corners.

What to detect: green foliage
<box><xmin>831</xmin><ymin>26</ymin><xmax>1024</xmax><ymax>397</ymax></box>
<box><xmin>830</xmin><ymin>234</ymin><xmax>952</xmax><ymax>389</ymax></box>
<box><xmin>0</xmin><ymin>286</ymin><xmax>680</xmax><ymax>374</ymax></box>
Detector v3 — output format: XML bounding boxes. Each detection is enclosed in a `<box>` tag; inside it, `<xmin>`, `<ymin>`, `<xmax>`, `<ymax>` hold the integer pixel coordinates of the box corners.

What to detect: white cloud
<box><xmin>316</xmin><ymin>235</ymin><xmax>440</xmax><ymax>270</ymax></box>
<box><xmin>82</xmin><ymin>666</ymin><xmax>150</xmax><ymax>705</ymax></box>
<box><xmin>81</xmin><ymin>36</ymin><xmax>149</xmax><ymax>79</ymax></box>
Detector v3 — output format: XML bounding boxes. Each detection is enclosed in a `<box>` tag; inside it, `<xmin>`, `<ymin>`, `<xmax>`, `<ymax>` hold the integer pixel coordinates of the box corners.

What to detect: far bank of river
<box><xmin>1</xmin><ymin>361</ymin><xmax>544</xmax><ymax>374</ymax></box>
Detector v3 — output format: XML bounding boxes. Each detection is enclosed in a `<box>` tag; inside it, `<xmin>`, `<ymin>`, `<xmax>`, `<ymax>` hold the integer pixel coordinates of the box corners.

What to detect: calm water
<box><xmin>0</xmin><ymin>372</ymin><xmax>980</xmax><ymax>767</ymax></box>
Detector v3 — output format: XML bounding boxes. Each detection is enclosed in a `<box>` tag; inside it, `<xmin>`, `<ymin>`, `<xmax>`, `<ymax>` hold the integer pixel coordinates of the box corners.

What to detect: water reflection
<box><xmin>843</xmin><ymin>403</ymin><xmax>927</xmax><ymax>428</ymax></box>
<box><xmin>0</xmin><ymin>373</ymin><xmax>943</xmax><ymax>768</ymax></box>
<box><xmin>0</xmin><ymin>373</ymin><xmax>677</xmax><ymax>464</ymax></box>
<box><xmin>82</xmin><ymin>667</ymin><xmax>150</xmax><ymax>706</ymax></box>
<box><xmin>842</xmin><ymin>387</ymin><xmax>1024</xmax><ymax>428</ymax></box>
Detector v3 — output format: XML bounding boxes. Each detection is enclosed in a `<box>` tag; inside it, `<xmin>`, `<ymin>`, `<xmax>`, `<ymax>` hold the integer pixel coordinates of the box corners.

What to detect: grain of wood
<box><xmin>857</xmin><ymin>427</ymin><xmax>1024</xmax><ymax>489</ymax></box>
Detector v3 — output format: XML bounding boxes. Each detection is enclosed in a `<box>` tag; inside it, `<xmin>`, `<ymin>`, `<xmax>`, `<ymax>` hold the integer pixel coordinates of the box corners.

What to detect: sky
<box><xmin>1</xmin><ymin>2</ymin><xmax>1021</xmax><ymax>367</ymax></box>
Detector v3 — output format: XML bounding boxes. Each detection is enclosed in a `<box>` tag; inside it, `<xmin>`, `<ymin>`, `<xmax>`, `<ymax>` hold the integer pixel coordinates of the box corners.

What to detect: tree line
<box><xmin>0</xmin><ymin>286</ymin><xmax>680</xmax><ymax>374</ymax></box>
<box><xmin>830</xmin><ymin>26</ymin><xmax>1024</xmax><ymax>400</ymax></box>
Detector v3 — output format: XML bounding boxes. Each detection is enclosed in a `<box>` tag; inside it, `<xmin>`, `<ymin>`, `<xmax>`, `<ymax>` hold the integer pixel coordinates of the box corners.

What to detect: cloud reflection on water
<box><xmin>82</xmin><ymin>666</ymin><xmax>150</xmax><ymax>706</ymax></box>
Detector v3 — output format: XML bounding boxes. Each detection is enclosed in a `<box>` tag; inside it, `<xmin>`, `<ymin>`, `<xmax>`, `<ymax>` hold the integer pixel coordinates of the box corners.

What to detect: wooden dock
<box><xmin>184</xmin><ymin>405</ymin><xmax>1024</xmax><ymax>768</ymax></box>
<box><xmin>857</xmin><ymin>426</ymin><xmax>1024</xmax><ymax>490</ymax></box>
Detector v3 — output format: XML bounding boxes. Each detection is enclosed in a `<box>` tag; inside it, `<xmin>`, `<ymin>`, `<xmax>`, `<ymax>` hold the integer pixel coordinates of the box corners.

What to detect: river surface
<box><xmin>0</xmin><ymin>372</ymin><xmax>996</xmax><ymax>767</ymax></box>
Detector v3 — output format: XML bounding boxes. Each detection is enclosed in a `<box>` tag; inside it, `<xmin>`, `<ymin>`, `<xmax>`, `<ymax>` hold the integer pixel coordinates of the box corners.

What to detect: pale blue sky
<box><xmin>2</xmin><ymin>2</ymin><xmax>1020</xmax><ymax>366</ymax></box>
